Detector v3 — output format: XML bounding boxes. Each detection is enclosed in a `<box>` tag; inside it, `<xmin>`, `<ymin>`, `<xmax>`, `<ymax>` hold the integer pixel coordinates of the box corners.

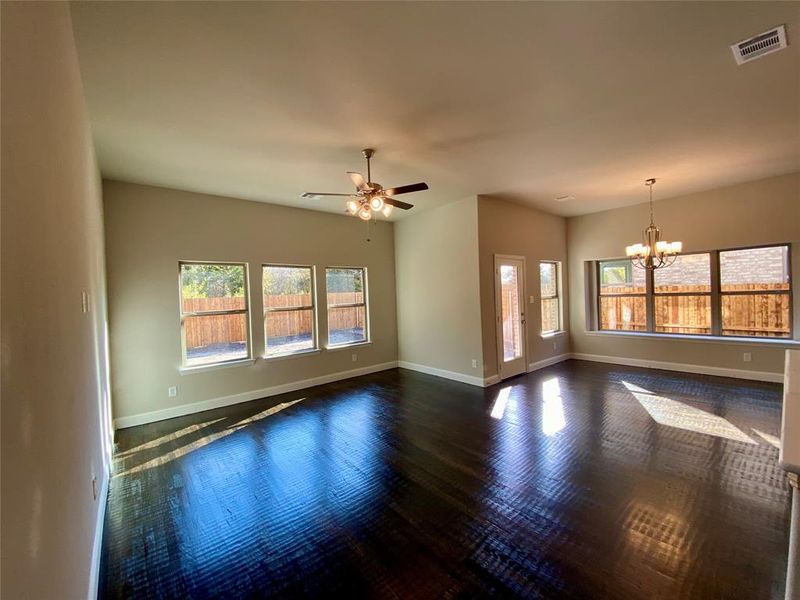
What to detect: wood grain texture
<box><xmin>100</xmin><ymin>361</ymin><xmax>791</xmax><ymax>599</ymax></box>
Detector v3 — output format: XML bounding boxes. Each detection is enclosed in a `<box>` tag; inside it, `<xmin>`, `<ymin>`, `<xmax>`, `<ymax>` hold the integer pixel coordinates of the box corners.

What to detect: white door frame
<box><xmin>494</xmin><ymin>254</ymin><xmax>528</xmax><ymax>380</ymax></box>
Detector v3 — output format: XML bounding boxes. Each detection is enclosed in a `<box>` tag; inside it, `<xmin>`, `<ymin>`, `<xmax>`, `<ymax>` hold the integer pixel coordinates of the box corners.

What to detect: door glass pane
<box><xmin>655</xmin><ymin>295</ymin><xmax>711</xmax><ymax>334</ymax></box>
<box><xmin>328</xmin><ymin>306</ymin><xmax>366</xmax><ymax>346</ymax></box>
<box><xmin>599</xmin><ymin>260</ymin><xmax>645</xmax><ymax>294</ymax></box>
<box><xmin>720</xmin><ymin>246</ymin><xmax>790</xmax><ymax>292</ymax></box>
<box><xmin>599</xmin><ymin>296</ymin><xmax>646</xmax><ymax>331</ymax></box>
<box><xmin>184</xmin><ymin>313</ymin><xmax>248</xmax><ymax>366</ymax></box>
<box><xmin>266</xmin><ymin>309</ymin><xmax>315</xmax><ymax>355</ymax></box>
<box><xmin>180</xmin><ymin>263</ymin><xmax>246</xmax><ymax>312</ymax></box>
<box><xmin>500</xmin><ymin>265</ymin><xmax>522</xmax><ymax>361</ymax></box>
<box><xmin>722</xmin><ymin>293</ymin><xmax>791</xmax><ymax>338</ymax></box>
<box><xmin>654</xmin><ymin>253</ymin><xmax>711</xmax><ymax>293</ymax></box>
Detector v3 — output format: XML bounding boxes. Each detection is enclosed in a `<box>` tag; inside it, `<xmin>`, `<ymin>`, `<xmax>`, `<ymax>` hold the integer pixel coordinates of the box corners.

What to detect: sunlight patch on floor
<box><xmin>116</xmin><ymin>398</ymin><xmax>307</xmax><ymax>476</ymax></box>
<box><xmin>542</xmin><ymin>377</ymin><xmax>566</xmax><ymax>436</ymax></box>
<box><xmin>490</xmin><ymin>386</ymin><xmax>513</xmax><ymax>420</ymax></box>
<box><xmin>751</xmin><ymin>428</ymin><xmax>780</xmax><ymax>448</ymax></box>
<box><xmin>621</xmin><ymin>381</ymin><xmax>755</xmax><ymax>444</ymax></box>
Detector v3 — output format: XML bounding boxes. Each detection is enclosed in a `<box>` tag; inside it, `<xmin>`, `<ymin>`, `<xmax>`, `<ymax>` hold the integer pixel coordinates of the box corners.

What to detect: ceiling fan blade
<box><xmin>384</xmin><ymin>182</ymin><xmax>429</xmax><ymax>196</ymax></box>
<box><xmin>300</xmin><ymin>192</ymin><xmax>353</xmax><ymax>198</ymax></box>
<box><xmin>383</xmin><ymin>197</ymin><xmax>414</xmax><ymax>210</ymax></box>
<box><xmin>348</xmin><ymin>171</ymin><xmax>369</xmax><ymax>191</ymax></box>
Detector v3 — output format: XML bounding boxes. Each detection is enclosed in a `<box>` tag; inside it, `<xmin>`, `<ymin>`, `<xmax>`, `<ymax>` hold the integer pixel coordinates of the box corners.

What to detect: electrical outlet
<box><xmin>168</xmin><ymin>386</ymin><xmax>178</xmax><ymax>397</ymax></box>
<box><xmin>472</xmin><ymin>359</ymin><xmax>478</xmax><ymax>369</ymax></box>
<box><xmin>743</xmin><ymin>352</ymin><xmax>752</xmax><ymax>363</ymax></box>
<box><xmin>351</xmin><ymin>353</ymin><xmax>357</xmax><ymax>362</ymax></box>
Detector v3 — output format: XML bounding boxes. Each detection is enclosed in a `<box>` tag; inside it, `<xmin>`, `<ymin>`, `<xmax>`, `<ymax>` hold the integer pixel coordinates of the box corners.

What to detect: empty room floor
<box><xmin>101</xmin><ymin>362</ymin><xmax>791</xmax><ymax>599</ymax></box>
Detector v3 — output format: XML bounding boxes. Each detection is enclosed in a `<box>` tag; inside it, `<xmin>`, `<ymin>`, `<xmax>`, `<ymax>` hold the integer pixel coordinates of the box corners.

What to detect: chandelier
<box><xmin>625</xmin><ymin>178</ymin><xmax>682</xmax><ymax>270</ymax></box>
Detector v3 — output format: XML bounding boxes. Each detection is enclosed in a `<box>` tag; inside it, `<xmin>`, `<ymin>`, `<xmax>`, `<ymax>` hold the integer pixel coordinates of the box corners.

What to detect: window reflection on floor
<box><xmin>490</xmin><ymin>386</ymin><xmax>513</xmax><ymax>420</ymax></box>
<box><xmin>541</xmin><ymin>377</ymin><xmax>566</xmax><ymax>436</ymax></box>
<box><xmin>622</xmin><ymin>381</ymin><xmax>755</xmax><ymax>444</ymax></box>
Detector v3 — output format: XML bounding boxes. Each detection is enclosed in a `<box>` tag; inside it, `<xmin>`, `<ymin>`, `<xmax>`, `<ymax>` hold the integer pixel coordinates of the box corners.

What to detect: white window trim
<box><xmin>540</xmin><ymin>260</ymin><xmax>564</xmax><ymax>335</ymax></box>
<box><xmin>178</xmin><ymin>260</ymin><xmax>252</xmax><ymax>369</ymax></box>
<box><xmin>585</xmin><ymin>329</ymin><xmax>800</xmax><ymax>347</ymax></box>
<box><xmin>179</xmin><ymin>357</ymin><xmax>256</xmax><ymax>375</ymax></box>
<box><xmin>325</xmin><ymin>266</ymin><xmax>370</xmax><ymax>348</ymax></box>
<box><xmin>262</xmin><ymin>263</ymin><xmax>319</xmax><ymax>359</ymax></box>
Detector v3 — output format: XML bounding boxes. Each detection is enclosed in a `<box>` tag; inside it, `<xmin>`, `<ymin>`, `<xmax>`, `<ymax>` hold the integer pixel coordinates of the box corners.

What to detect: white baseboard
<box><xmin>114</xmin><ymin>361</ymin><xmax>399</xmax><ymax>428</ymax></box>
<box><xmin>397</xmin><ymin>361</ymin><xmax>487</xmax><ymax>387</ymax></box>
<box><xmin>87</xmin><ymin>469</ymin><xmax>109</xmax><ymax>600</ymax></box>
<box><xmin>528</xmin><ymin>353</ymin><xmax>571</xmax><ymax>373</ymax></box>
<box><xmin>570</xmin><ymin>352</ymin><xmax>783</xmax><ymax>383</ymax></box>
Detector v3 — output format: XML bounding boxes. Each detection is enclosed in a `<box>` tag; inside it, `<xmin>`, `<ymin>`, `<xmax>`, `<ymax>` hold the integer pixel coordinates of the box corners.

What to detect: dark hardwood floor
<box><xmin>100</xmin><ymin>360</ymin><xmax>791</xmax><ymax>599</ymax></box>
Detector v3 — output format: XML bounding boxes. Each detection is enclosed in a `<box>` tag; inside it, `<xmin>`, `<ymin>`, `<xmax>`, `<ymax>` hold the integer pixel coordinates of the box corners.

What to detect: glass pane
<box><xmin>326</xmin><ymin>268</ymin><xmax>364</xmax><ymax>306</ymax></box>
<box><xmin>184</xmin><ymin>313</ymin><xmax>248</xmax><ymax>366</ymax></box>
<box><xmin>722</xmin><ymin>293</ymin><xmax>791</xmax><ymax>338</ymax></box>
<box><xmin>599</xmin><ymin>260</ymin><xmax>645</xmax><ymax>294</ymax></box>
<box><xmin>720</xmin><ymin>246</ymin><xmax>790</xmax><ymax>292</ymax></box>
<box><xmin>654</xmin><ymin>253</ymin><xmax>711</xmax><ymax>293</ymax></box>
<box><xmin>263</xmin><ymin>266</ymin><xmax>313</xmax><ymax>309</ymax></box>
<box><xmin>181</xmin><ymin>263</ymin><xmax>246</xmax><ymax>313</ymax></box>
<box><xmin>328</xmin><ymin>306</ymin><xmax>367</xmax><ymax>345</ymax></box>
<box><xmin>266</xmin><ymin>309</ymin><xmax>314</xmax><ymax>355</ymax></box>
<box><xmin>500</xmin><ymin>265</ymin><xmax>522</xmax><ymax>361</ymax></box>
<box><xmin>599</xmin><ymin>296</ymin><xmax>646</xmax><ymax>331</ymax></box>
<box><xmin>539</xmin><ymin>262</ymin><xmax>557</xmax><ymax>298</ymax></box>
<box><xmin>655</xmin><ymin>295</ymin><xmax>711</xmax><ymax>335</ymax></box>
<box><xmin>541</xmin><ymin>297</ymin><xmax>559</xmax><ymax>333</ymax></box>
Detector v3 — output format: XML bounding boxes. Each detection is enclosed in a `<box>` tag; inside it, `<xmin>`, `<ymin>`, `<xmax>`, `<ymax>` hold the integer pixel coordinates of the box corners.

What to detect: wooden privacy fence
<box><xmin>599</xmin><ymin>283</ymin><xmax>790</xmax><ymax>337</ymax></box>
<box><xmin>183</xmin><ymin>293</ymin><xmax>364</xmax><ymax>348</ymax></box>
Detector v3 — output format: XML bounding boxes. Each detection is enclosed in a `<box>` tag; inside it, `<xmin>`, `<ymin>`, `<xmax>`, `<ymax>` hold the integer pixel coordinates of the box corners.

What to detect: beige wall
<box><xmin>394</xmin><ymin>197</ymin><xmax>484</xmax><ymax>382</ymax></box>
<box><xmin>1</xmin><ymin>3</ymin><xmax>112</xmax><ymax>598</ymax></box>
<box><xmin>567</xmin><ymin>172</ymin><xmax>800</xmax><ymax>376</ymax></box>
<box><xmin>478</xmin><ymin>196</ymin><xmax>570</xmax><ymax>380</ymax></box>
<box><xmin>104</xmin><ymin>181</ymin><xmax>398</xmax><ymax>423</ymax></box>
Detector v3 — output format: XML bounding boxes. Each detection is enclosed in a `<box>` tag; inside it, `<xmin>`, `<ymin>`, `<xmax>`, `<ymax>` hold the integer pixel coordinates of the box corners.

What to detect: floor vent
<box><xmin>731</xmin><ymin>25</ymin><xmax>787</xmax><ymax>65</ymax></box>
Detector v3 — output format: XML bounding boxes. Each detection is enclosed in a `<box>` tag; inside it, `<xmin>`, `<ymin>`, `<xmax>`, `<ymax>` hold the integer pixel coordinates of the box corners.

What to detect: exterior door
<box><xmin>495</xmin><ymin>255</ymin><xmax>527</xmax><ymax>380</ymax></box>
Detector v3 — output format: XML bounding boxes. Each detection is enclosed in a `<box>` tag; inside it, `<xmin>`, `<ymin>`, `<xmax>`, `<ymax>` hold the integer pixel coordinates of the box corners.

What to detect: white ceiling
<box><xmin>70</xmin><ymin>2</ymin><xmax>800</xmax><ymax>218</ymax></box>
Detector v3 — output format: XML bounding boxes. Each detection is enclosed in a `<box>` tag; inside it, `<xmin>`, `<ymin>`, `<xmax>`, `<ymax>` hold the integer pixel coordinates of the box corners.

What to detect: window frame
<box><xmin>596</xmin><ymin>258</ymin><xmax>648</xmax><ymax>333</ymax></box>
<box><xmin>325</xmin><ymin>266</ymin><xmax>370</xmax><ymax>348</ymax></box>
<box><xmin>718</xmin><ymin>243</ymin><xmax>793</xmax><ymax>338</ymax></box>
<box><xmin>539</xmin><ymin>260</ymin><xmax>563</xmax><ymax>335</ymax></box>
<box><xmin>262</xmin><ymin>263</ymin><xmax>318</xmax><ymax>358</ymax></box>
<box><xmin>178</xmin><ymin>260</ymin><xmax>252</xmax><ymax>368</ymax></box>
<box><xmin>595</xmin><ymin>243</ymin><xmax>793</xmax><ymax>339</ymax></box>
<box><xmin>652</xmin><ymin>251</ymin><xmax>713</xmax><ymax>336</ymax></box>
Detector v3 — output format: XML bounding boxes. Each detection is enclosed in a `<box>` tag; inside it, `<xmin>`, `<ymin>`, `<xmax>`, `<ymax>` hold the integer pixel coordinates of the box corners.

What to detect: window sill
<box><xmin>325</xmin><ymin>341</ymin><xmax>372</xmax><ymax>352</ymax></box>
<box><xmin>263</xmin><ymin>348</ymin><xmax>321</xmax><ymax>362</ymax></box>
<box><xmin>179</xmin><ymin>357</ymin><xmax>256</xmax><ymax>375</ymax></box>
<box><xmin>585</xmin><ymin>330</ymin><xmax>800</xmax><ymax>348</ymax></box>
<box><xmin>541</xmin><ymin>331</ymin><xmax>568</xmax><ymax>339</ymax></box>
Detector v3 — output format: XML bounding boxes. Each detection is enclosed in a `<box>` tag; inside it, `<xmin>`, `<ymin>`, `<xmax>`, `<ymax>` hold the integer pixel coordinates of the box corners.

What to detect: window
<box><xmin>326</xmin><ymin>267</ymin><xmax>368</xmax><ymax>346</ymax></box>
<box><xmin>263</xmin><ymin>265</ymin><xmax>316</xmax><ymax>356</ymax></box>
<box><xmin>539</xmin><ymin>261</ymin><xmax>562</xmax><ymax>334</ymax></box>
<box><xmin>720</xmin><ymin>246</ymin><xmax>791</xmax><ymax>338</ymax></box>
<box><xmin>179</xmin><ymin>262</ymin><xmax>250</xmax><ymax>367</ymax></box>
<box><xmin>654</xmin><ymin>253</ymin><xmax>711</xmax><ymax>335</ymax></box>
<box><xmin>595</xmin><ymin>244</ymin><xmax>792</xmax><ymax>339</ymax></box>
<box><xmin>598</xmin><ymin>259</ymin><xmax>647</xmax><ymax>331</ymax></box>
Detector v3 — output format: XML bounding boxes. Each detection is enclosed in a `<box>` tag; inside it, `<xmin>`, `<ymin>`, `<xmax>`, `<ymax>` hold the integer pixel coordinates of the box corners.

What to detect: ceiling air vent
<box><xmin>730</xmin><ymin>25</ymin><xmax>787</xmax><ymax>65</ymax></box>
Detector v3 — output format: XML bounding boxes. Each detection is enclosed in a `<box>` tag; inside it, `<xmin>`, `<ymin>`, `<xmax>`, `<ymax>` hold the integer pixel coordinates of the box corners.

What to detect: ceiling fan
<box><xmin>301</xmin><ymin>148</ymin><xmax>428</xmax><ymax>220</ymax></box>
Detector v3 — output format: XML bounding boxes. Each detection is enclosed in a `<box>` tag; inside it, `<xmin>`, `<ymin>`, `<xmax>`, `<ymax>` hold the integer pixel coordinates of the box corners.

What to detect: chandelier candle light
<box><xmin>625</xmin><ymin>178</ymin><xmax>682</xmax><ymax>270</ymax></box>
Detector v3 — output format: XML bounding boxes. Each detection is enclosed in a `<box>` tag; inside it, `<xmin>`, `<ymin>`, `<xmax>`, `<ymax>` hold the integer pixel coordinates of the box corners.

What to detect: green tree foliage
<box><xmin>181</xmin><ymin>264</ymin><xmax>244</xmax><ymax>298</ymax></box>
<box><xmin>326</xmin><ymin>268</ymin><xmax>363</xmax><ymax>293</ymax></box>
<box><xmin>263</xmin><ymin>266</ymin><xmax>311</xmax><ymax>296</ymax></box>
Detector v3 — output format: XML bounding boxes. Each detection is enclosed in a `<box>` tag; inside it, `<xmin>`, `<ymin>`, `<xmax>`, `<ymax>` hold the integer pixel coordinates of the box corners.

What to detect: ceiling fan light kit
<box><xmin>301</xmin><ymin>148</ymin><xmax>428</xmax><ymax>219</ymax></box>
<box><xmin>625</xmin><ymin>178</ymin><xmax>682</xmax><ymax>270</ymax></box>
